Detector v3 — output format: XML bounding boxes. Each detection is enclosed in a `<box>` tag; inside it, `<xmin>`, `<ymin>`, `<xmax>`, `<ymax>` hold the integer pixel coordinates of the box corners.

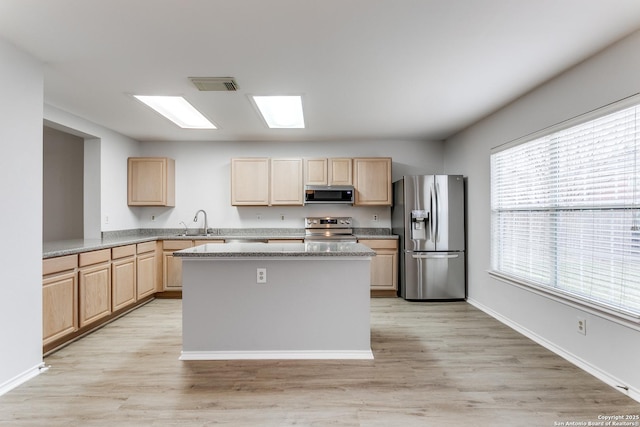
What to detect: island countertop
<box><xmin>173</xmin><ymin>241</ymin><xmax>376</xmax><ymax>258</ymax></box>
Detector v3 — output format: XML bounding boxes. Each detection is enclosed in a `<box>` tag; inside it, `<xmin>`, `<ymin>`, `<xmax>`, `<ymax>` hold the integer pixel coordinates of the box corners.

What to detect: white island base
<box><xmin>177</xmin><ymin>243</ymin><xmax>374</xmax><ymax>360</ymax></box>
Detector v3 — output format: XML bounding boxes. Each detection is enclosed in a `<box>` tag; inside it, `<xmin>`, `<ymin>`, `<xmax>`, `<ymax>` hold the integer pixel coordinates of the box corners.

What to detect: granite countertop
<box><xmin>174</xmin><ymin>242</ymin><xmax>377</xmax><ymax>258</ymax></box>
<box><xmin>43</xmin><ymin>228</ymin><xmax>396</xmax><ymax>259</ymax></box>
<box><xmin>43</xmin><ymin>236</ymin><xmax>158</xmax><ymax>259</ymax></box>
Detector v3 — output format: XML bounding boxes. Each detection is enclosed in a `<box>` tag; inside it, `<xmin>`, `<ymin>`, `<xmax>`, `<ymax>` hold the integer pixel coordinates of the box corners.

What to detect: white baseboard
<box><xmin>180</xmin><ymin>350</ymin><xmax>374</xmax><ymax>361</ymax></box>
<box><xmin>467</xmin><ymin>298</ymin><xmax>640</xmax><ymax>404</ymax></box>
<box><xmin>0</xmin><ymin>362</ymin><xmax>47</xmax><ymax>397</ymax></box>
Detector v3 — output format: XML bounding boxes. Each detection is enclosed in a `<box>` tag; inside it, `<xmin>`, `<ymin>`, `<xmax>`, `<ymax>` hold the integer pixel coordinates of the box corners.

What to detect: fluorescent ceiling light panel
<box><xmin>134</xmin><ymin>95</ymin><xmax>217</xmax><ymax>129</ymax></box>
<box><xmin>253</xmin><ymin>95</ymin><xmax>305</xmax><ymax>128</ymax></box>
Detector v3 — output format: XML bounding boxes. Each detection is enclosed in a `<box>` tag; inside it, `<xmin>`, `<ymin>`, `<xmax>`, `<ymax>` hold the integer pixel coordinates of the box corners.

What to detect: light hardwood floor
<box><xmin>1</xmin><ymin>299</ymin><xmax>638</xmax><ymax>426</ymax></box>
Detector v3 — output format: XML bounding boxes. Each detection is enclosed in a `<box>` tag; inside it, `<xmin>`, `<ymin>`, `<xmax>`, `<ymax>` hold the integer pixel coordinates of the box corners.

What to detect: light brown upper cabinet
<box><xmin>304</xmin><ymin>158</ymin><xmax>327</xmax><ymax>185</ymax></box>
<box><xmin>304</xmin><ymin>158</ymin><xmax>352</xmax><ymax>186</ymax></box>
<box><xmin>230</xmin><ymin>158</ymin><xmax>270</xmax><ymax>205</ymax></box>
<box><xmin>127</xmin><ymin>157</ymin><xmax>175</xmax><ymax>206</ymax></box>
<box><xmin>231</xmin><ymin>158</ymin><xmax>303</xmax><ymax>206</ymax></box>
<box><xmin>353</xmin><ymin>157</ymin><xmax>392</xmax><ymax>206</ymax></box>
<box><xmin>270</xmin><ymin>158</ymin><xmax>304</xmax><ymax>205</ymax></box>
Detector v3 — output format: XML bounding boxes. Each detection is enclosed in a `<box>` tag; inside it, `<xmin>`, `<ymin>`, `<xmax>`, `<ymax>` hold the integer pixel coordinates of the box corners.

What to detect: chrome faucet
<box><xmin>179</xmin><ymin>221</ymin><xmax>189</xmax><ymax>235</ymax></box>
<box><xmin>193</xmin><ymin>209</ymin><xmax>208</xmax><ymax>235</ymax></box>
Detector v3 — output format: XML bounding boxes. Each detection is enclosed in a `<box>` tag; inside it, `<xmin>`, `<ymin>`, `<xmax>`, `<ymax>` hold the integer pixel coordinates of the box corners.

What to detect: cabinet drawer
<box><xmin>137</xmin><ymin>241</ymin><xmax>156</xmax><ymax>254</ymax></box>
<box><xmin>79</xmin><ymin>249</ymin><xmax>111</xmax><ymax>267</ymax></box>
<box><xmin>163</xmin><ymin>240</ymin><xmax>194</xmax><ymax>250</ymax></box>
<box><xmin>43</xmin><ymin>254</ymin><xmax>78</xmax><ymax>276</ymax></box>
<box><xmin>111</xmin><ymin>244</ymin><xmax>136</xmax><ymax>259</ymax></box>
<box><xmin>358</xmin><ymin>239</ymin><xmax>398</xmax><ymax>249</ymax></box>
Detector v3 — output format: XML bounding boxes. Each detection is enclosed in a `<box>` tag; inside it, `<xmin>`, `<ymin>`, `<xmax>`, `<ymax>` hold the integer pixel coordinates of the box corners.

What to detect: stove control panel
<box><xmin>305</xmin><ymin>217</ymin><xmax>352</xmax><ymax>228</ymax></box>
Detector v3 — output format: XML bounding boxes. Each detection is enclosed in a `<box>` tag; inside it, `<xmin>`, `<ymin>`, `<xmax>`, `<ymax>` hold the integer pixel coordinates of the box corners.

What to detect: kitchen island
<box><xmin>174</xmin><ymin>242</ymin><xmax>376</xmax><ymax>360</ymax></box>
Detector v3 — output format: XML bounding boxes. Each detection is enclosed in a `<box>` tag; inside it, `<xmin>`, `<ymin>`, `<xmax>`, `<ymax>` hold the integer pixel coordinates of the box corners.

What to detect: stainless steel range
<box><xmin>304</xmin><ymin>216</ymin><xmax>357</xmax><ymax>242</ymax></box>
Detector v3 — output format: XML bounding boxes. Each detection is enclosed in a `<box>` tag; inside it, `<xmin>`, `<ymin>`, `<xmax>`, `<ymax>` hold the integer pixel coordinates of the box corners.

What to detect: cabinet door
<box><xmin>162</xmin><ymin>240</ymin><xmax>194</xmax><ymax>290</ymax></box>
<box><xmin>328</xmin><ymin>158</ymin><xmax>353</xmax><ymax>185</ymax></box>
<box><xmin>79</xmin><ymin>263</ymin><xmax>112</xmax><ymax>327</ymax></box>
<box><xmin>43</xmin><ymin>272</ymin><xmax>78</xmax><ymax>345</ymax></box>
<box><xmin>358</xmin><ymin>239</ymin><xmax>398</xmax><ymax>291</ymax></box>
<box><xmin>137</xmin><ymin>251</ymin><xmax>156</xmax><ymax>299</ymax></box>
<box><xmin>271</xmin><ymin>158</ymin><xmax>303</xmax><ymax>205</ymax></box>
<box><xmin>127</xmin><ymin>157</ymin><xmax>175</xmax><ymax>206</ymax></box>
<box><xmin>370</xmin><ymin>250</ymin><xmax>398</xmax><ymax>290</ymax></box>
<box><xmin>304</xmin><ymin>158</ymin><xmax>328</xmax><ymax>185</ymax></box>
<box><xmin>230</xmin><ymin>158</ymin><xmax>270</xmax><ymax>205</ymax></box>
<box><xmin>112</xmin><ymin>256</ymin><xmax>136</xmax><ymax>311</ymax></box>
<box><xmin>163</xmin><ymin>252</ymin><xmax>184</xmax><ymax>290</ymax></box>
<box><xmin>353</xmin><ymin>158</ymin><xmax>392</xmax><ymax>206</ymax></box>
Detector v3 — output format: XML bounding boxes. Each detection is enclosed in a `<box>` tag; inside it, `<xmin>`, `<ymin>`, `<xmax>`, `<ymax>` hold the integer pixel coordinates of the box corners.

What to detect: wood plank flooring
<box><xmin>1</xmin><ymin>298</ymin><xmax>638</xmax><ymax>426</ymax></box>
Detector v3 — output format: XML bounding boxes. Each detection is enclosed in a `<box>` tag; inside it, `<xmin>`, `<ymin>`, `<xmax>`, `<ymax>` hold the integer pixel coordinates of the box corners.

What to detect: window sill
<box><xmin>488</xmin><ymin>270</ymin><xmax>640</xmax><ymax>332</ymax></box>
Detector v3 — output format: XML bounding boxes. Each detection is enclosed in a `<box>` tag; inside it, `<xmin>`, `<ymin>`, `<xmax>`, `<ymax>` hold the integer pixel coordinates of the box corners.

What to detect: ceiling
<box><xmin>3</xmin><ymin>0</ymin><xmax>640</xmax><ymax>143</ymax></box>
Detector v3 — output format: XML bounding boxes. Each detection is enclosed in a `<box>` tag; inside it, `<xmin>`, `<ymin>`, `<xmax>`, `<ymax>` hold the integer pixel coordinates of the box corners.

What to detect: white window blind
<box><xmin>490</xmin><ymin>104</ymin><xmax>640</xmax><ymax>319</ymax></box>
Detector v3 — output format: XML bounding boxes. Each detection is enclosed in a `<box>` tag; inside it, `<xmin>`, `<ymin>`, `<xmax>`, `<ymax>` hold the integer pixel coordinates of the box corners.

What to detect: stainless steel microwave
<box><xmin>304</xmin><ymin>185</ymin><xmax>354</xmax><ymax>204</ymax></box>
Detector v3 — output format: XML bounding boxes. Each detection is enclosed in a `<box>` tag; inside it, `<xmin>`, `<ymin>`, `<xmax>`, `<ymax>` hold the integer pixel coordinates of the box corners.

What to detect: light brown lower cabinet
<box><xmin>43</xmin><ymin>243</ymin><xmax>162</xmax><ymax>352</ymax></box>
<box><xmin>136</xmin><ymin>242</ymin><xmax>157</xmax><ymax>299</ymax></box>
<box><xmin>111</xmin><ymin>249</ymin><xmax>136</xmax><ymax>312</ymax></box>
<box><xmin>162</xmin><ymin>240</ymin><xmax>224</xmax><ymax>290</ymax></box>
<box><xmin>78</xmin><ymin>250</ymin><xmax>112</xmax><ymax>328</ymax></box>
<box><xmin>162</xmin><ymin>240</ymin><xmax>193</xmax><ymax>290</ymax></box>
<box><xmin>358</xmin><ymin>239</ymin><xmax>398</xmax><ymax>292</ymax></box>
<box><xmin>42</xmin><ymin>254</ymin><xmax>79</xmax><ymax>346</ymax></box>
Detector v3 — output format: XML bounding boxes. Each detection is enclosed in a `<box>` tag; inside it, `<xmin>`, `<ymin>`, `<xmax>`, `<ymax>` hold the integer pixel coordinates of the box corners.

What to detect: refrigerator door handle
<box><xmin>411</xmin><ymin>253</ymin><xmax>459</xmax><ymax>259</ymax></box>
<box><xmin>429</xmin><ymin>183</ymin><xmax>436</xmax><ymax>243</ymax></box>
<box><xmin>434</xmin><ymin>181</ymin><xmax>440</xmax><ymax>243</ymax></box>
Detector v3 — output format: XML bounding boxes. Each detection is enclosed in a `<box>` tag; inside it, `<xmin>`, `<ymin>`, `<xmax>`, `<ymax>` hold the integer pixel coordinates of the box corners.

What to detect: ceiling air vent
<box><xmin>189</xmin><ymin>77</ymin><xmax>239</xmax><ymax>91</ymax></box>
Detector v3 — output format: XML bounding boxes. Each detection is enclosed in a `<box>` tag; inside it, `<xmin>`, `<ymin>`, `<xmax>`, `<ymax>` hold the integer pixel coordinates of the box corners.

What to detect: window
<box><xmin>490</xmin><ymin>101</ymin><xmax>640</xmax><ymax>321</ymax></box>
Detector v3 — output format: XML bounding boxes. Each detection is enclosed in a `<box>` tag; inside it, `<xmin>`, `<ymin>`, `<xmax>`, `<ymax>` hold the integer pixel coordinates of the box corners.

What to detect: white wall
<box><xmin>0</xmin><ymin>38</ymin><xmax>44</xmax><ymax>394</ymax></box>
<box><xmin>136</xmin><ymin>139</ymin><xmax>444</xmax><ymax>232</ymax></box>
<box><xmin>43</xmin><ymin>126</ymin><xmax>84</xmax><ymax>241</ymax></box>
<box><xmin>43</xmin><ymin>111</ymin><xmax>442</xmax><ymax>234</ymax></box>
<box><xmin>444</xmin><ymin>30</ymin><xmax>640</xmax><ymax>400</ymax></box>
<box><xmin>44</xmin><ymin>106</ymin><xmax>141</xmax><ymax>234</ymax></box>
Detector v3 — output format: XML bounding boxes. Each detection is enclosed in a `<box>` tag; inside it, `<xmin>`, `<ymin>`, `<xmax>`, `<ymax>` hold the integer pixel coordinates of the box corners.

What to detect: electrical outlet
<box><xmin>373</xmin><ymin>214</ymin><xmax>378</xmax><ymax>221</ymax></box>
<box><xmin>151</xmin><ymin>215</ymin><xmax>156</xmax><ymax>221</ymax></box>
<box><xmin>577</xmin><ymin>317</ymin><xmax>587</xmax><ymax>335</ymax></box>
<box><xmin>104</xmin><ymin>214</ymin><xmax>109</xmax><ymax>224</ymax></box>
<box><xmin>256</xmin><ymin>268</ymin><xmax>267</xmax><ymax>283</ymax></box>
<box><xmin>280</xmin><ymin>214</ymin><xmax>285</xmax><ymax>221</ymax></box>
<box><xmin>256</xmin><ymin>213</ymin><xmax>262</xmax><ymax>221</ymax></box>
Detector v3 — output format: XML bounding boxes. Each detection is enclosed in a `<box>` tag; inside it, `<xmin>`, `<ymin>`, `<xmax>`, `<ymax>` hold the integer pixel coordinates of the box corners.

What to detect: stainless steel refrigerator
<box><xmin>391</xmin><ymin>175</ymin><xmax>466</xmax><ymax>300</ymax></box>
